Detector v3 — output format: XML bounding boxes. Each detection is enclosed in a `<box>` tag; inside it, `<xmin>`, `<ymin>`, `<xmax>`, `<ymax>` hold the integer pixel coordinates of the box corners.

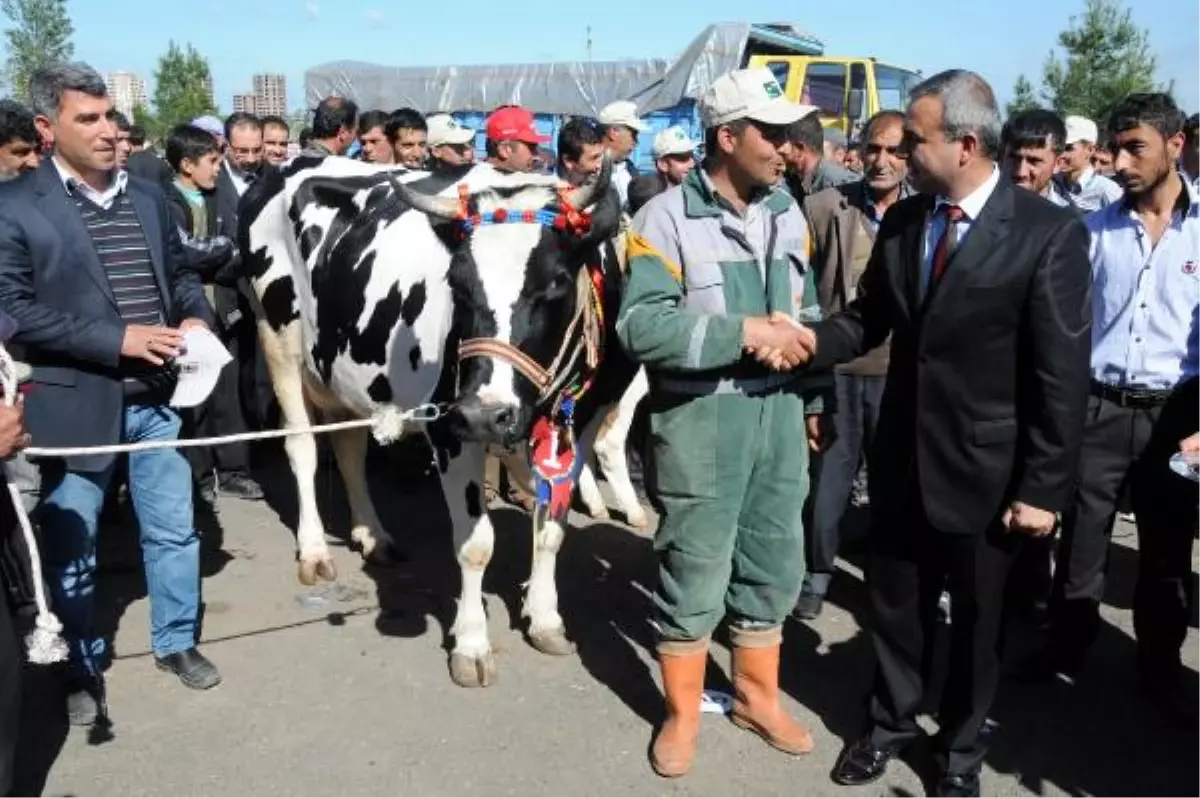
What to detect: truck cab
<box><xmin>746</xmin><ymin>54</ymin><xmax>922</xmax><ymax>136</ymax></box>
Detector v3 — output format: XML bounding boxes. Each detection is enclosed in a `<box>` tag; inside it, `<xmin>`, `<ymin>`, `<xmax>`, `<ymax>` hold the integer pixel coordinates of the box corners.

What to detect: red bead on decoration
<box><xmin>552</xmin><ymin>215</ymin><xmax>567</xmax><ymax>230</ymax></box>
<box><xmin>523</xmin><ymin>210</ymin><xmax>534</xmax><ymax>223</ymax></box>
<box><xmin>493</xmin><ymin>208</ymin><xmax>507</xmax><ymax>223</ymax></box>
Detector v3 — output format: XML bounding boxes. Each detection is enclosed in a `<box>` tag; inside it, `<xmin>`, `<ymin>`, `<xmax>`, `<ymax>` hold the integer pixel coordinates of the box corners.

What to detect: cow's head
<box><xmin>390</xmin><ymin>160</ymin><xmax>616</xmax><ymax>446</ymax></box>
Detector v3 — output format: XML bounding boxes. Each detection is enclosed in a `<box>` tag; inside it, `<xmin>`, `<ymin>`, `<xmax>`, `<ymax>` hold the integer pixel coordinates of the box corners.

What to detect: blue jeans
<box><xmin>37</xmin><ymin>403</ymin><xmax>199</xmax><ymax>679</ymax></box>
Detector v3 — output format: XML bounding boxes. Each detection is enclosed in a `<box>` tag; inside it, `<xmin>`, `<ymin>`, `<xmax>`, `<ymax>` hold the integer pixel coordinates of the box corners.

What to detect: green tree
<box><xmin>1007</xmin><ymin>75</ymin><xmax>1040</xmax><ymax>117</ymax></box>
<box><xmin>1034</xmin><ymin>0</ymin><xmax>1162</xmax><ymax>122</ymax></box>
<box><xmin>0</xmin><ymin>0</ymin><xmax>73</xmax><ymax>103</ymax></box>
<box><xmin>132</xmin><ymin>103</ymin><xmax>158</xmax><ymax>141</ymax></box>
<box><xmin>152</xmin><ymin>41</ymin><xmax>216</xmax><ymax>129</ymax></box>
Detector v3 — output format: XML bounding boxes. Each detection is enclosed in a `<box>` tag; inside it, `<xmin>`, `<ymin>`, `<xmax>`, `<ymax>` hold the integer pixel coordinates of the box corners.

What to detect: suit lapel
<box><xmin>927</xmin><ymin>179</ymin><xmax>1014</xmax><ymax>310</ymax></box>
<box><xmin>904</xmin><ymin>195</ymin><xmax>934</xmax><ymax>316</ymax></box>
<box><xmin>125</xmin><ymin>180</ymin><xmax>173</xmax><ymax>311</ymax></box>
<box><xmin>32</xmin><ymin>161</ymin><xmax>119</xmax><ymax>310</ymax></box>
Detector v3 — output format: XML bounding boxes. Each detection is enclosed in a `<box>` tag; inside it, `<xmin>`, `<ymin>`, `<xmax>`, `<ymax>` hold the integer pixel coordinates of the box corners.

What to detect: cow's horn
<box><xmin>566</xmin><ymin>155</ymin><xmax>612</xmax><ymax>210</ymax></box>
<box><xmin>386</xmin><ymin>171</ymin><xmax>460</xmax><ymax>220</ymax></box>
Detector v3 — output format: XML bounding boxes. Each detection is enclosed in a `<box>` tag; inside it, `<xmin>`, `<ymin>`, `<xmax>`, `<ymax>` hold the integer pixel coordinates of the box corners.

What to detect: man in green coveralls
<box><xmin>617</xmin><ymin>67</ymin><xmax>824</xmax><ymax>778</ymax></box>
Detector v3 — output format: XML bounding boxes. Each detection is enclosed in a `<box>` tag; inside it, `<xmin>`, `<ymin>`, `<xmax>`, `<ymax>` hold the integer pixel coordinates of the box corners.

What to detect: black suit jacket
<box><xmin>126</xmin><ymin>147</ymin><xmax>174</xmax><ymax>188</ymax></box>
<box><xmin>812</xmin><ymin>176</ymin><xmax>1093</xmax><ymax>535</ymax></box>
<box><xmin>0</xmin><ymin>160</ymin><xmax>215</xmax><ymax>471</ymax></box>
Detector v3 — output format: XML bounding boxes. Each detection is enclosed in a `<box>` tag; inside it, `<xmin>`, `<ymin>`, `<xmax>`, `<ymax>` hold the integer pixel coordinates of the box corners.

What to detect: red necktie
<box><xmin>930</xmin><ymin>204</ymin><xmax>965</xmax><ymax>286</ymax></box>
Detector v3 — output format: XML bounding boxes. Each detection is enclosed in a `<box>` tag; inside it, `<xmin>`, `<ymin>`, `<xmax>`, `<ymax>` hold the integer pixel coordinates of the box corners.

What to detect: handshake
<box><xmin>743</xmin><ymin>312</ymin><xmax>817</xmax><ymax>372</ymax></box>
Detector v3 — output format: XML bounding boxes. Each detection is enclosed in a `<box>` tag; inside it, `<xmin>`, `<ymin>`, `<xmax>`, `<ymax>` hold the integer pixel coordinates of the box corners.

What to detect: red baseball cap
<box><xmin>485</xmin><ymin>106</ymin><xmax>550</xmax><ymax>145</ymax></box>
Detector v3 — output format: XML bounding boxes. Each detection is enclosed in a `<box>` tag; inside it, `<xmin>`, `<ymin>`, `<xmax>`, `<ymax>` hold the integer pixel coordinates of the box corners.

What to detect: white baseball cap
<box><xmin>169</xmin><ymin>326</ymin><xmax>233</xmax><ymax>410</ymax></box>
<box><xmin>652</xmin><ymin>126</ymin><xmax>699</xmax><ymax>158</ymax></box>
<box><xmin>426</xmin><ymin>114</ymin><xmax>475</xmax><ymax>147</ymax></box>
<box><xmin>700</xmin><ymin>67</ymin><xmax>817</xmax><ymax>129</ymax></box>
<box><xmin>599</xmin><ymin>100</ymin><xmax>648</xmax><ymax>132</ymax></box>
<box><xmin>1064</xmin><ymin>115</ymin><xmax>1099</xmax><ymax>146</ymax></box>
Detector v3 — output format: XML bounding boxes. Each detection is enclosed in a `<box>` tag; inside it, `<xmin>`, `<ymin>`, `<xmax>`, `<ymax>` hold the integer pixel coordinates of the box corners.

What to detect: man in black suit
<box><xmin>0</xmin><ymin>62</ymin><xmax>222</xmax><ymax>726</ymax></box>
<box><xmin>215</xmin><ymin>112</ymin><xmax>277</xmax><ymax>442</ymax></box>
<box><xmin>798</xmin><ymin>70</ymin><xmax>1092</xmax><ymax>796</ymax></box>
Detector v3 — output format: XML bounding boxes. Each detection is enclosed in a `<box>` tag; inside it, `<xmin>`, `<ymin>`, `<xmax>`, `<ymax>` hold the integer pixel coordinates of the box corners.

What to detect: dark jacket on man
<box><xmin>0</xmin><ymin>160</ymin><xmax>214</xmax><ymax>472</ymax></box>
<box><xmin>126</xmin><ymin>147</ymin><xmax>175</xmax><ymax>188</ymax></box>
<box><xmin>812</xmin><ymin>175</ymin><xmax>1092</xmax><ymax>535</ymax></box>
<box><xmin>802</xmin><ymin>180</ymin><xmax>894</xmax><ymax>376</ymax></box>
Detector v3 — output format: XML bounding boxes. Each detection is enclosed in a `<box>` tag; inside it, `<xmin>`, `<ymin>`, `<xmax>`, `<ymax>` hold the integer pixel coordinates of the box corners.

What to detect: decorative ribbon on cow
<box><xmin>384</xmin><ymin>163</ymin><xmax>611</xmax><ymax>523</ymax></box>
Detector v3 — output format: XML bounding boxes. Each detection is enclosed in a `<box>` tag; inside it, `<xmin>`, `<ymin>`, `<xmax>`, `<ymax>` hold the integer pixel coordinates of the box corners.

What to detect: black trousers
<box><xmin>185</xmin><ymin>359</ymin><xmax>249</xmax><ymax>481</ymax></box>
<box><xmin>0</xmin><ymin>589</ymin><xmax>18</xmax><ymax>795</ymax></box>
<box><xmin>807</xmin><ymin>372</ymin><xmax>885</xmax><ymax>586</ymax></box>
<box><xmin>1050</xmin><ymin>378</ymin><xmax>1198</xmax><ymax>677</ymax></box>
<box><xmin>865</xmin><ymin>492</ymin><xmax>1020</xmax><ymax>776</ymax></box>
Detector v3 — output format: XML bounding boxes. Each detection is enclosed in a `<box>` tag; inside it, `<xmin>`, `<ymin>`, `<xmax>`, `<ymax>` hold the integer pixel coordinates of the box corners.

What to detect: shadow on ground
<box><xmin>15</xmin><ymin>438</ymin><xmax>1198</xmax><ymax>797</ymax></box>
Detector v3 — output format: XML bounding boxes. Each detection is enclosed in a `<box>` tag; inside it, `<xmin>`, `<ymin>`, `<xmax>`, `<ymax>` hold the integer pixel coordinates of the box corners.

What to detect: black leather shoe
<box><xmin>1140</xmin><ymin>674</ymin><xmax>1199</xmax><ymax>728</ymax></box>
<box><xmin>935</xmin><ymin>771</ymin><xmax>981</xmax><ymax>797</ymax></box>
<box><xmin>1012</xmin><ymin>646</ymin><xmax>1082</xmax><ymax>686</ymax></box>
<box><xmin>155</xmin><ymin>647</ymin><xmax>221</xmax><ymax>690</ymax></box>
<box><xmin>792</xmin><ymin>589</ymin><xmax>825</xmax><ymax>620</ymax></box>
<box><xmin>831</xmin><ymin>736</ymin><xmax>896</xmax><ymax>786</ymax></box>
<box><xmin>218</xmin><ymin>472</ymin><xmax>264</xmax><ymax>501</ymax></box>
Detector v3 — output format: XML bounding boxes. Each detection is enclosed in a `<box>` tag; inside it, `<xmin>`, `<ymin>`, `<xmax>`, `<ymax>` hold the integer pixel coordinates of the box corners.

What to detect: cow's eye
<box><xmin>547</xmin><ymin>271</ymin><xmax>572</xmax><ymax>295</ymax></box>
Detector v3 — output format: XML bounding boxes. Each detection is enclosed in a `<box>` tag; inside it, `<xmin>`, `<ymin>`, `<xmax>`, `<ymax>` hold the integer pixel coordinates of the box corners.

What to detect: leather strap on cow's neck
<box><xmin>458</xmin><ymin>339</ymin><xmax>553</xmax><ymax>393</ymax></box>
<box><xmin>457</xmin><ymin>265</ymin><xmax>599</xmax><ymax>405</ymax></box>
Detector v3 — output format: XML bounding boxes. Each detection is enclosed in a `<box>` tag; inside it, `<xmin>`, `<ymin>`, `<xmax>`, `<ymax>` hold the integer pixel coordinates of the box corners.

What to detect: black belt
<box><xmin>1090</xmin><ymin>380</ymin><xmax>1173</xmax><ymax>409</ymax></box>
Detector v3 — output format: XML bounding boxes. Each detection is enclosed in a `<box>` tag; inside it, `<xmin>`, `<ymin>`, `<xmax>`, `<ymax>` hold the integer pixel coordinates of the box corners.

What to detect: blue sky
<box><xmin>66</xmin><ymin>0</ymin><xmax>1197</xmax><ymax>114</ymax></box>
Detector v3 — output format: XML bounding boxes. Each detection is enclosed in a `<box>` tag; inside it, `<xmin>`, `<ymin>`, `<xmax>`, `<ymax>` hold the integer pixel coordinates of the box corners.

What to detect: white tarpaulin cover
<box><xmin>304</xmin><ymin>22</ymin><xmax>823</xmax><ymax>117</ymax></box>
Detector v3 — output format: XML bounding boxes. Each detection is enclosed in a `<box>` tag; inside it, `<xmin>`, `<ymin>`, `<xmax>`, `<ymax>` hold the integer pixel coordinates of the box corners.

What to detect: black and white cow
<box><xmin>238</xmin><ymin>155</ymin><xmax>635</xmax><ymax>686</ymax></box>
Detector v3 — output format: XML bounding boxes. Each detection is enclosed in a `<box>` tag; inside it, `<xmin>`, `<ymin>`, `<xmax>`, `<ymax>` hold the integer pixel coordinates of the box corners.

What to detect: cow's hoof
<box><xmin>298</xmin><ymin>555</ymin><xmax>338</xmax><ymax>586</ymax></box>
<box><xmin>449</xmin><ymin>651</ymin><xmax>497</xmax><ymax>688</ymax></box>
<box><xmin>529</xmin><ymin>627</ymin><xmax>577</xmax><ymax>656</ymax></box>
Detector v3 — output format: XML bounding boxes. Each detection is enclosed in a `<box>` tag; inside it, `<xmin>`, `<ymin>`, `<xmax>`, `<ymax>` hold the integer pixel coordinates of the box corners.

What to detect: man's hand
<box><xmin>179</xmin><ymin>317</ymin><xmax>208</xmax><ymax>332</ymax></box>
<box><xmin>805</xmin><ymin>414</ymin><xmax>825</xmax><ymax>452</ymax></box>
<box><xmin>1002</xmin><ymin>501</ymin><xmax>1057</xmax><ymax>537</ymax></box>
<box><xmin>0</xmin><ymin>396</ymin><xmax>31</xmax><ymax>459</ymax></box>
<box><xmin>743</xmin><ymin>313</ymin><xmax>816</xmax><ymax>371</ymax></box>
<box><xmin>1180</xmin><ymin>433</ymin><xmax>1199</xmax><ymax>454</ymax></box>
<box><xmin>121</xmin><ymin>324</ymin><xmax>184</xmax><ymax>366</ymax></box>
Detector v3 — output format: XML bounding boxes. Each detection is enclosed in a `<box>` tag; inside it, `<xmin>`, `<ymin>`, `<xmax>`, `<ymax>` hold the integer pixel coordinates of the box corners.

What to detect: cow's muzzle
<box><xmin>445</xmin><ymin>395</ymin><xmax>523</xmax><ymax>446</ymax></box>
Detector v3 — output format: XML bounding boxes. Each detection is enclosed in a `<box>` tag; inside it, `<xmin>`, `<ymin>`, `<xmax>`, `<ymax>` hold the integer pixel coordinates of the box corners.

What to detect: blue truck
<box><xmin>305</xmin><ymin>22</ymin><xmax>921</xmax><ymax>172</ymax></box>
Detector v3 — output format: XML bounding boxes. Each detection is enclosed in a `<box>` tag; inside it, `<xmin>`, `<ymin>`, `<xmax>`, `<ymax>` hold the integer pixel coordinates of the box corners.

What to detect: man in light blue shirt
<box><xmin>1054</xmin><ymin>115</ymin><xmax>1124</xmax><ymax>211</ymax></box>
<box><xmin>1030</xmin><ymin>94</ymin><xmax>1198</xmax><ymax>723</ymax></box>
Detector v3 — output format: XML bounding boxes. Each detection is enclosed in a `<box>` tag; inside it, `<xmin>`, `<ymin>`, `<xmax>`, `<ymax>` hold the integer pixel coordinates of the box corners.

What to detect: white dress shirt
<box><xmin>1088</xmin><ymin>180</ymin><xmax>1199</xmax><ymax>390</ymax></box>
<box><xmin>51</xmin><ymin>156</ymin><xmax>128</xmax><ymax>210</ymax></box>
<box><xmin>921</xmin><ymin>165</ymin><xmax>1001</xmax><ymax>289</ymax></box>
<box><xmin>224</xmin><ymin>160</ymin><xmax>251</xmax><ymax>196</ymax></box>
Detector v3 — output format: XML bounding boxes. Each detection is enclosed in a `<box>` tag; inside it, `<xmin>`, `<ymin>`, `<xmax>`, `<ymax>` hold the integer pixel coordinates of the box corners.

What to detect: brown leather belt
<box><xmin>1090</xmin><ymin>380</ymin><xmax>1173</xmax><ymax>409</ymax></box>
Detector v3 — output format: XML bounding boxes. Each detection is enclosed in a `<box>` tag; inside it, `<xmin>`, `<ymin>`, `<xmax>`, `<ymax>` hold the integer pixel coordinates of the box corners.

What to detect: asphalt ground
<box><xmin>13</xmin><ymin>446</ymin><xmax>1198</xmax><ymax>796</ymax></box>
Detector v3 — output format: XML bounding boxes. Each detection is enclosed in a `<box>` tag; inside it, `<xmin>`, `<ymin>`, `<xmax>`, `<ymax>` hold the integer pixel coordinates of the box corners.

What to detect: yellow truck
<box><xmin>747</xmin><ymin>54</ymin><xmax>923</xmax><ymax>136</ymax></box>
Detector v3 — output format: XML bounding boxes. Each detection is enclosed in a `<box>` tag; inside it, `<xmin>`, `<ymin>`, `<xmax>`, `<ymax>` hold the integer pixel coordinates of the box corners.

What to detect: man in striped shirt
<box><xmin>0</xmin><ymin>62</ymin><xmax>220</xmax><ymax>727</ymax></box>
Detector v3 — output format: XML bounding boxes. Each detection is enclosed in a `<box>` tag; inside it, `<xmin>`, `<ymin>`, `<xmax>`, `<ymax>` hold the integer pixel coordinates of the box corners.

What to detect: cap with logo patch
<box><xmin>652</xmin><ymin>126</ymin><xmax>699</xmax><ymax>158</ymax></box>
<box><xmin>1064</xmin><ymin>115</ymin><xmax>1099</xmax><ymax>146</ymax></box>
<box><xmin>427</xmin><ymin>113</ymin><xmax>476</xmax><ymax>147</ymax></box>
<box><xmin>700</xmin><ymin>67</ymin><xmax>817</xmax><ymax>129</ymax></box>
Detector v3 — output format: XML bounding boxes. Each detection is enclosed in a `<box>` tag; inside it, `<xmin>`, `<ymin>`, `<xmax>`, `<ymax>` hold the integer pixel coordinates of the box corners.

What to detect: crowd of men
<box><xmin>0</xmin><ymin>54</ymin><xmax>1194</xmax><ymax>798</ymax></box>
